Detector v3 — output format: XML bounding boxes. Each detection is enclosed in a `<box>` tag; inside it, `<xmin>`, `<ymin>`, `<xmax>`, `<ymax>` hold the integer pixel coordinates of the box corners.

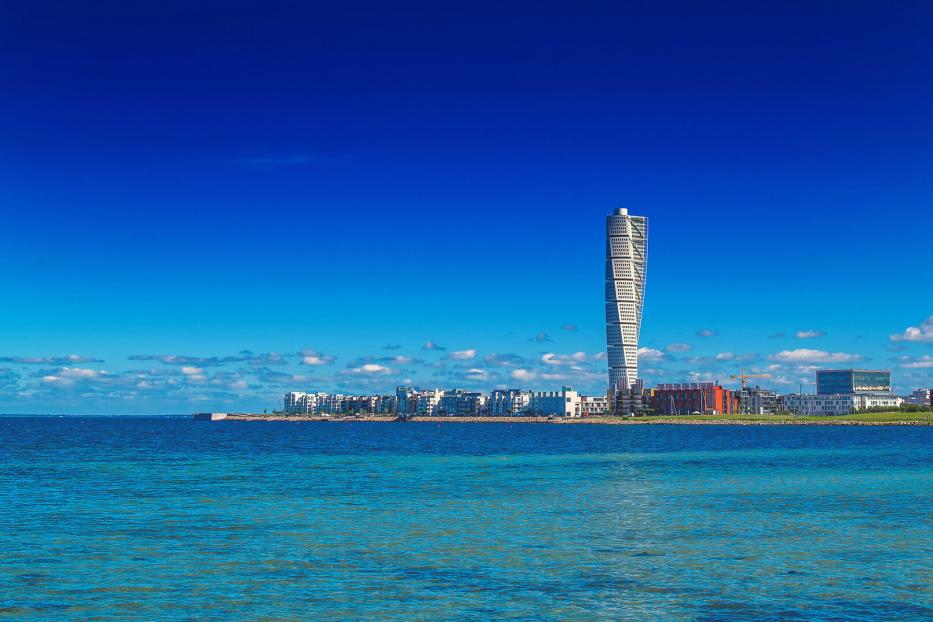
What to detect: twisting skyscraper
<box><xmin>605</xmin><ymin>208</ymin><xmax>647</xmax><ymax>400</ymax></box>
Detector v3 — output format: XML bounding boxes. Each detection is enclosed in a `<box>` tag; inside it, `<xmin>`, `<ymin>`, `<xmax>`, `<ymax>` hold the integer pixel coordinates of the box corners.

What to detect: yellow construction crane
<box><xmin>730</xmin><ymin>368</ymin><xmax>771</xmax><ymax>389</ymax></box>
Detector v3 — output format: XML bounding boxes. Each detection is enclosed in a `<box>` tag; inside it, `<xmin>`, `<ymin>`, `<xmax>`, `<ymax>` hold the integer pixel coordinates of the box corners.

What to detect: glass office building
<box><xmin>816</xmin><ymin>369</ymin><xmax>891</xmax><ymax>395</ymax></box>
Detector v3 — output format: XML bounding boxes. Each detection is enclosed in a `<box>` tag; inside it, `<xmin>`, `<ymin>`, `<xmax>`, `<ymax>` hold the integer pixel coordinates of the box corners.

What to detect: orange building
<box><xmin>651</xmin><ymin>382</ymin><xmax>738</xmax><ymax>415</ymax></box>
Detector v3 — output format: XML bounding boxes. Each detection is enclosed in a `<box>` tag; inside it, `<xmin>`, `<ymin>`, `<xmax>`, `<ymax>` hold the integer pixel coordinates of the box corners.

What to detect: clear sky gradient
<box><xmin>2</xmin><ymin>1</ymin><xmax>931</xmax><ymax>413</ymax></box>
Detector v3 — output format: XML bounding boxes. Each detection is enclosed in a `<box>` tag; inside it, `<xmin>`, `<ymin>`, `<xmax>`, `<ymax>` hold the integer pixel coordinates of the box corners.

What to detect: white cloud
<box><xmin>529</xmin><ymin>332</ymin><xmax>552</xmax><ymax>343</ymax></box>
<box><xmin>510</xmin><ymin>368</ymin><xmax>537</xmax><ymax>381</ymax></box>
<box><xmin>41</xmin><ymin>375</ymin><xmax>75</xmax><ymax>388</ymax></box>
<box><xmin>541</xmin><ymin>352</ymin><xmax>587</xmax><ymax>366</ymax></box>
<box><xmin>637</xmin><ymin>347</ymin><xmax>665</xmax><ymax>362</ymax></box>
<box><xmin>59</xmin><ymin>367</ymin><xmax>102</xmax><ymax>379</ymax></box>
<box><xmin>345</xmin><ymin>363</ymin><xmax>392</xmax><ymax>375</ymax></box>
<box><xmin>665</xmin><ymin>342</ymin><xmax>692</xmax><ymax>353</ymax></box>
<box><xmin>901</xmin><ymin>355</ymin><xmax>933</xmax><ymax>369</ymax></box>
<box><xmin>0</xmin><ymin>354</ymin><xmax>103</xmax><ymax>365</ymax></box>
<box><xmin>386</xmin><ymin>355</ymin><xmax>415</xmax><ymax>365</ymax></box>
<box><xmin>422</xmin><ymin>341</ymin><xmax>446</xmax><ymax>350</ymax></box>
<box><xmin>714</xmin><ymin>352</ymin><xmax>735</xmax><ymax>361</ymax></box>
<box><xmin>299</xmin><ymin>349</ymin><xmax>336</xmax><ymax>366</ymax></box>
<box><xmin>465</xmin><ymin>368</ymin><xmax>488</xmax><ymax>380</ymax></box>
<box><xmin>768</xmin><ymin>349</ymin><xmax>863</xmax><ymax>364</ymax></box>
<box><xmin>302</xmin><ymin>355</ymin><xmax>331</xmax><ymax>365</ymax></box>
<box><xmin>696</xmin><ymin>329</ymin><xmax>717</xmax><ymax>338</ymax></box>
<box><xmin>795</xmin><ymin>330</ymin><xmax>826</xmax><ymax>339</ymax></box>
<box><xmin>890</xmin><ymin>316</ymin><xmax>933</xmax><ymax>342</ymax></box>
<box><xmin>449</xmin><ymin>349</ymin><xmax>477</xmax><ymax>360</ymax></box>
<box><xmin>181</xmin><ymin>366</ymin><xmax>203</xmax><ymax>376</ymax></box>
<box><xmin>593</xmin><ymin>352</ymin><xmax>607</xmax><ymax>361</ymax></box>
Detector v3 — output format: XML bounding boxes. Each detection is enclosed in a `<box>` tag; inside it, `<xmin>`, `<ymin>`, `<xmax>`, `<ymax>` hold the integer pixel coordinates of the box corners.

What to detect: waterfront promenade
<box><xmin>217</xmin><ymin>413</ymin><xmax>931</xmax><ymax>425</ymax></box>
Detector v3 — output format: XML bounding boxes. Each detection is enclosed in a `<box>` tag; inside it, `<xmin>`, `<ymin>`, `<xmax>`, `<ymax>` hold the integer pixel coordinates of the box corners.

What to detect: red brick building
<box><xmin>651</xmin><ymin>382</ymin><xmax>738</xmax><ymax>415</ymax></box>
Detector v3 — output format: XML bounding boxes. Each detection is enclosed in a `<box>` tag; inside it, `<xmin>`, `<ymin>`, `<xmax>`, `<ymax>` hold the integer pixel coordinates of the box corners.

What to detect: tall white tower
<box><xmin>605</xmin><ymin>207</ymin><xmax>648</xmax><ymax>396</ymax></box>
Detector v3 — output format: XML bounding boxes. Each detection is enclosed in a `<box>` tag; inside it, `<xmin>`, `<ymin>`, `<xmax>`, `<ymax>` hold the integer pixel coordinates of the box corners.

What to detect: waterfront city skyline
<box><xmin>2</xmin><ymin>2</ymin><xmax>932</xmax><ymax>414</ymax></box>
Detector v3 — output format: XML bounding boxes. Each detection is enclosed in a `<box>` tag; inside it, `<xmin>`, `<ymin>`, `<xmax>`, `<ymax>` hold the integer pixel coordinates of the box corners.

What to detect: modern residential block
<box><xmin>605</xmin><ymin>207</ymin><xmax>648</xmax><ymax>404</ymax></box>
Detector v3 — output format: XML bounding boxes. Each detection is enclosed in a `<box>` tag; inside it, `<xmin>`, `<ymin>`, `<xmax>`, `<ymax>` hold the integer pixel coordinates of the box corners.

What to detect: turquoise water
<box><xmin>1</xmin><ymin>418</ymin><xmax>931</xmax><ymax>620</ymax></box>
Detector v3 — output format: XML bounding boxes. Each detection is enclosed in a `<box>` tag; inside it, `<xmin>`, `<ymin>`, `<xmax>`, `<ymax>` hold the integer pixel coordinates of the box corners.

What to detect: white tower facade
<box><xmin>605</xmin><ymin>208</ymin><xmax>648</xmax><ymax>394</ymax></box>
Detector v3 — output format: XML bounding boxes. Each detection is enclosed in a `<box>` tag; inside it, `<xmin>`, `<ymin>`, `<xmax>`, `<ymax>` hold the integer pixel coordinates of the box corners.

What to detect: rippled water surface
<box><xmin>1</xmin><ymin>418</ymin><xmax>931</xmax><ymax>620</ymax></box>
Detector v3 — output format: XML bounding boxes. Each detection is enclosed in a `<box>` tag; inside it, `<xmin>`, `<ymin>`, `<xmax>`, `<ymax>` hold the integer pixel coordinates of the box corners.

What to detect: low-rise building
<box><xmin>438</xmin><ymin>389</ymin><xmax>487</xmax><ymax>416</ymax></box>
<box><xmin>784</xmin><ymin>393</ymin><xmax>855</xmax><ymax>416</ymax></box>
<box><xmin>283</xmin><ymin>391</ymin><xmax>318</xmax><ymax>414</ymax></box>
<box><xmin>652</xmin><ymin>382</ymin><xmax>738</xmax><ymax>415</ymax></box>
<box><xmin>530</xmin><ymin>386</ymin><xmax>581</xmax><ymax>417</ymax></box>
<box><xmin>737</xmin><ymin>386</ymin><xmax>780</xmax><ymax>414</ymax></box>
<box><xmin>856</xmin><ymin>393</ymin><xmax>903</xmax><ymax>411</ymax></box>
<box><xmin>579</xmin><ymin>395</ymin><xmax>609</xmax><ymax>417</ymax></box>
<box><xmin>613</xmin><ymin>378</ymin><xmax>648</xmax><ymax>416</ymax></box>
<box><xmin>904</xmin><ymin>388</ymin><xmax>932</xmax><ymax>406</ymax></box>
<box><xmin>488</xmin><ymin>389</ymin><xmax>532</xmax><ymax>416</ymax></box>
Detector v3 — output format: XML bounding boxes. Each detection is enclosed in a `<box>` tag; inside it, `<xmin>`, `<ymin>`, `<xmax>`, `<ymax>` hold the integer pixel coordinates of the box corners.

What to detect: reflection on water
<box><xmin>1</xmin><ymin>419</ymin><xmax>930</xmax><ymax>620</ymax></box>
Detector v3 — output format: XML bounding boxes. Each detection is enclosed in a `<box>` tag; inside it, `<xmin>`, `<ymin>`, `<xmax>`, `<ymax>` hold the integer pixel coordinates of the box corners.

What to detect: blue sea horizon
<box><xmin>2</xmin><ymin>418</ymin><xmax>930</xmax><ymax>620</ymax></box>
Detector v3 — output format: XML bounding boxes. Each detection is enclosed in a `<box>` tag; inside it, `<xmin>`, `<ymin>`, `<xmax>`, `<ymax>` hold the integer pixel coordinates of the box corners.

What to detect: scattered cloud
<box><xmin>890</xmin><ymin>316</ymin><xmax>933</xmax><ymax>343</ymax></box>
<box><xmin>379</xmin><ymin>355</ymin><xmax>420</xmax><ymax>366</ymax></box>
<box><xmin>795</xmin><ymin>330</ymin><xmax>826</xmax><ymax>339</ymax></box>
<box><xmin>129</xmin><ymin>352</ymin><xmax>287</xmax><ymax>366</ymax></box>
<box><xmin>342</xmin><ymin>363</ymin><xmax>393</xmax><ymax>375</ymax></box>
<box><xmin>561</xmin><ymin>324</ymin><xmax>578</xmax><ymax>332</ymax></box>
<box><xmin>665</xmin><ymin>343</ymin><xmax>692</xmax><ymax>353</ymax></box>
<box><xmin>637</xmin><ymin>347</ymin><xmax>665</xmax><ymax>362</ymax></box>
<box><xmin>714</xmin><ymin>352</ymin><xmax>735</xmax><ymax>361</ymax></box>
<box><xmin>448</xmin><ymin>349</ymin><xmax>477</xmax><ymax>361</ymax></box>
<box><xmin>382</xmin><ymin>344</ymin><xmax>403</xmax><ymax>350</ymax></box>
<box><xmin>541</xmin><ymin>352</ymin><xmax>587</xmax><ymax>366</ymax></box>
<box><xmin>422</xmin><ymin>341</ymin><xmax>446</xmax><ymax>351</ymax></box>
<box><xmin>529</xmin><ymin>332</ymin><xmax>552</xmax><ymax>343</ymax></box>
<box><xmin>510</xmin><ymin>369</ymin><xmax>537</xmax><ymax>381</ymax></box>
<box><xmin>59</xmin><ymin>367</ymin><xmax>102</xmax><ymax>379</ymax></box>
<box><xmin>696</xmin><ymin>329</ymin><xmax>717</xmax><ymax>338</ymax></box>
<box><xmin>900</xmin><ymin>355</ymin><xmax>933</xmax><ymax>369</ymax></box>
<box><xmin>0</xmin><ymin>354</ymin><xmax>103</xmax><ymax>365</ymax></box>
<box><xmin>483</xmin><ymin>353</ymin><xmax>532</xmax><ymax>367</ymax></box>
<box><xmin>768</xmin><ymin>349</ymin><xmax>863</xmax><ymax>364</ymax></box>
<box><xmin>299</xmin><ymin>349</ymin><xmax>337</xmax><ymax>366</ymax></box>
<box><xmin>465</xmin><ymin>369</ymin><xmax>489</xmax><ymax>381</ymax></box>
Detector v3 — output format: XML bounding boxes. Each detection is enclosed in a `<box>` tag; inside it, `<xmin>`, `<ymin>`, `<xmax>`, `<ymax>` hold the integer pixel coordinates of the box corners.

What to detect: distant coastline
<box><xmin>218</xmin><ymin>413</ymin><xmax>931</xmax><ymax>426</ymax></box>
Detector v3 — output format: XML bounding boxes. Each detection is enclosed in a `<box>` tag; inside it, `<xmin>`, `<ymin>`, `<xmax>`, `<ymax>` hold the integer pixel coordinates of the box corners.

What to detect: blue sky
<box><xmin>1</xmin><ymin>1</ymin><xmax>931</xmax><ymax>413</ymax></box>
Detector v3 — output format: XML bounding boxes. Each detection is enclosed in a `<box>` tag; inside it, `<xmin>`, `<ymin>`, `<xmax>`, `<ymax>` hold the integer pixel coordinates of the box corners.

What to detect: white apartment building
<box><xmin>530</xmin><ymin>386</ymin><xmax>581</xmax><ymax>417</ymax></box>
<box><xmin>737</xmin><ymin>386</ymin><xmax>780</xmax><ymax>415</ymax></box>
<box><xmin>283</xmin><ymin>391</ymin><xmax>318</xmax><ymax>414</ymax></box>
<box><xmin>438</xmin><ymin>390</ymin><xmax>487</xmax><ymax>416</ymax></box>
<box><xmin>395</xmin><ymin>386</ymin><xmax>445</xmax><ymax>416</ymax></box>
<box><xmin>579</xmin><ymin>395</ymin><xmax>609</xmax><ymax>416</ymax></box>
<box><xmin>784</xmin><ymin>394</ymin><xmax>855</xmax><ymax>416</ymax></box>
<box><xmin>856</xmin><ymin>394</ymin><xmax>903</xmax><ymax>410</ymax></box>
<box><xmin>488</xmin><ymin>389</ymin><xmax>532</xmax><ymax>416</ymax></box>
<box><xmin>904</xmin><ymin>388</ymin><xmax>931</xmax><ymax>405</ymax></box>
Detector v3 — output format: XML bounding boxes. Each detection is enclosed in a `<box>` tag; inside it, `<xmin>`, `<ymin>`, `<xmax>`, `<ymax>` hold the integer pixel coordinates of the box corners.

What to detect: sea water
<box><xmin>1</xmin><ymin>417</ymin><xmax>930</xmax><ymax>620</ymax></box>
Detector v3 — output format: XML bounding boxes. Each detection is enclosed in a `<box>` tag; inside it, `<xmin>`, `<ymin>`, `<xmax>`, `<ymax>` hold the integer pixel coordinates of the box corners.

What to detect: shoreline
<box><xmin>221</xmin><ymin>414</ymin><xmax>931</xmax><ymax>426</ymax></box>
